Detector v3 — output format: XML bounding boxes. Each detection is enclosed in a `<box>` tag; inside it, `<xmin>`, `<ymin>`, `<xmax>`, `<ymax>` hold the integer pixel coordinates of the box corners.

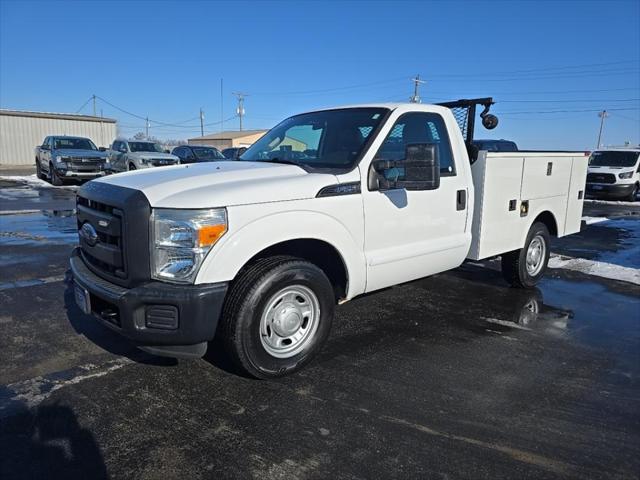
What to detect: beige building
<box><xmin>188</xmin><ymin>130</ymin><xmax>267</xmax><ymax>150</ymax></box>
<box><xmin>0</xmin><ymin>110</ymin><xmax>117</xmax><ymax>166</ymax></box>
<box><xmin>188</xmin><ymin>130</ymin><xmax>309</xmax><ymax>153</ymax></box>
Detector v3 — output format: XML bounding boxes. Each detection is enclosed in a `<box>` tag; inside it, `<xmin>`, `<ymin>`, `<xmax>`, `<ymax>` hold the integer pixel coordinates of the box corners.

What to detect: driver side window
<box><xmin>375</xmin><ymin>112</ymin><xmax>456</xmax><ymax>177</ymax></box>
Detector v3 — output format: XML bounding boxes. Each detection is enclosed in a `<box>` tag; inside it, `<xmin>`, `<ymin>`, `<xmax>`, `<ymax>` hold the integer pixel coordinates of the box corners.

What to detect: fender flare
<box><xmin>196</xmin><ymin>210</ymin><xmax>367</xmax><ymax>299</ymax></box>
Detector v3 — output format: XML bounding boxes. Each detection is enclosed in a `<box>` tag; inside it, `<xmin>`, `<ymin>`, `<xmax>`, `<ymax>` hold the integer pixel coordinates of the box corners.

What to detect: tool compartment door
<box><xmin>521</xmin><ymin>156</ymin><xmax>571</xmax><ymax>200</ymax></box>
<box><xmin>468</xmin><ymin>153</ymin><xmax>526</xmax><ymax>260</ymax></box>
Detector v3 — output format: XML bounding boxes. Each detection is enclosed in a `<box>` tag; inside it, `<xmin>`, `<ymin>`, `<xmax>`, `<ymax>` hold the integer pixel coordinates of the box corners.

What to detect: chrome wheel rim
<box><xmin>260</xmin><ymin>285</ymin><xmax>320</xmax><ymax>359</ymax></box>
<box><xmin>526</xmin><ymin>235</ymin><xmax>546</xmax><ymax>276</ymax></box>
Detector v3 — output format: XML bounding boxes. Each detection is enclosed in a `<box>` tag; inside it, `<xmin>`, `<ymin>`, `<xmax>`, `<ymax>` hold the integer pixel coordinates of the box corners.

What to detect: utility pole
<box><xmin>232</xmin><ymin>92</ymin><xmax>248</xmax><ymax>131</ymax></box>
<box><xmin>199</xmin><ymin>108</ymin><xmax>205</xmax><ymax>136</ymax></box>
<box><xmin>145</xmin><ymin>117</ymin><xmax>149</xmax><ymax>138</ymax></box>
<box><xmin>92</xmin><ymin>94</ymin><xmax>96</xmax><ymax>116</ymax></box>
<box><xmin>410</xmin><ymin>75</ymin><xmax>426</xmax><ymax>103</ymax></box>
<box><xmin>597</xmin><ymin>110</ymin><xmax>609</xmax><ymax>148</ymax></box>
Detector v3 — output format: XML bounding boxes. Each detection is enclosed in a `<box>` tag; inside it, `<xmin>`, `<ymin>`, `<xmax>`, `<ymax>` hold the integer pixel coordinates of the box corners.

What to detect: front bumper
<box><xmin>586</xmin><ymin>182</ymin><xmax>636</xmax><ymax>199</ymax></box>
<box><xmin>63</xmin><ymin>170</ymin><xmax>106</xmax><ymax>178</ymax></box>
<box><xmin>70</xmin><ymin>247</ymin><xmax>227</xmax><ymax>358</ymax></box>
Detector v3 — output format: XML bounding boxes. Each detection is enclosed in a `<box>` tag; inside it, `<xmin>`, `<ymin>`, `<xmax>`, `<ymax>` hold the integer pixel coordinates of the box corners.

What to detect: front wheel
<box><xmin>36</xmin><ymin>160</ymin><xmax>44</xmax><ymax>180</ymax></box>
<box><xmin>501</xmin><ymin>222</ymin><xmax>550</xmax><ymax>288</ymax></box>
<box><xmin>626</xmin><ymin>184</ymin><xmax>639</xmax><ymax>202</ymax></box>
<box><xmin>219</xmin><ymin>256</ymin><xmax>335</xmax><ymax>379</ymax></box>
<box><xmin>49</xmin><ymin>163</ymin><xmax>63</xmax><ymax>186</ymax></box>
<box><xmin>128</xmin><ymin>163</ymin><xmax>137</xmax><ymax>171</ymax></box>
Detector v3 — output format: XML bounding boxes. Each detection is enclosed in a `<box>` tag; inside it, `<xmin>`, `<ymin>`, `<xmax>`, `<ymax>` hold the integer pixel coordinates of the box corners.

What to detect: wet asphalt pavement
<box><xmin>1</xmin><ymin>176</ymin><xmax>639</xmax><ymax>480</ymax></box>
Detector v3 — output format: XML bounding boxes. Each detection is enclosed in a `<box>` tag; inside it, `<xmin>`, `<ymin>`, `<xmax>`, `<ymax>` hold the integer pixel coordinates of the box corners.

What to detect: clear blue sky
<box><xmin>1</xmin><ymin>0</ymin><xmax>638</xmax><ymax>149</ymax></box>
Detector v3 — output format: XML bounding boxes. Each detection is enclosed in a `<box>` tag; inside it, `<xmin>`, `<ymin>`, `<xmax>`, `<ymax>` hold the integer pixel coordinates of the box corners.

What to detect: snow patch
<box><xmin>0</xmin><ymin>174</ymin><xmax>77</xmax><ymax>189</ymax></box>
<box><xmin>1</xmin><ymin>358</ymin><xmax>132</xmax><ymax>412</ymax></box>
<box><xmin>549</xmin><ymin>254</ymin><xmax>640</xmax><ymax>285</ymax></box>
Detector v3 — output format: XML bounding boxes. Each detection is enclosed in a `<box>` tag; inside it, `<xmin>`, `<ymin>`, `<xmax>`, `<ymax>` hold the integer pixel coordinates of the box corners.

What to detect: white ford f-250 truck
<box><xmin>70</xmin><ymin>98</ymin><xmax>588</xmax><ymax>378</ymax></box>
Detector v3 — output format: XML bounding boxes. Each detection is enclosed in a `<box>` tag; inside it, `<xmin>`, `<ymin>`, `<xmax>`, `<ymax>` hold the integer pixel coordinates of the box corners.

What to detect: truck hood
<box><xmin>56</xmin><ymin>149</ymin><xmax>108</xmax><ymax>159</ymax></box>
<box><xmin>128</xmin><ymin>152</ymin><xmax>179</xmax><ymax>161</ymax></box>
<box><xmin>94</xmin><ymin>161</ymin><xmax>340</xmax><ymax>208</ymax></box>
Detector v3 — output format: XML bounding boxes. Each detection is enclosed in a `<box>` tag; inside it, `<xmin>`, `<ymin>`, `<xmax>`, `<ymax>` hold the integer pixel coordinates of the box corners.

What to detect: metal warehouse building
<box><xmin>0</xmin><ymin>110</ymin><xmax>117</xmax><ymax>166</ymax></box>
<box><xmin>188</xmin><ymin>130</ymin><xmax>267</xmax><ymax>150</ymax></box>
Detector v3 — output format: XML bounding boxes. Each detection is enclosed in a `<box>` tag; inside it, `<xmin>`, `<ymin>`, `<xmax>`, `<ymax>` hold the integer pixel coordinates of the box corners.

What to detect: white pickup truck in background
<box><xmin>70</xmin><ymin>98</ymin><xmax>588</xmax><ymax>378</ymax></box>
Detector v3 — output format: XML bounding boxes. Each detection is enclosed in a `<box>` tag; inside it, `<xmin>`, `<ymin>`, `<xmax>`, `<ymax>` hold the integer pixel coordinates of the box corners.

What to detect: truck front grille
<box><xmin>76</xmin><ymin>182</ymin><xmax>151</xmax><ymax>288</ymax></box>
<box><xmin>68</xmin><ymin>158</ymin><xmax>104</xmax><ymax>171</ymax></box>
<box><xmin>77</xmin><ymin>196</ymin><xmax>126</xmax><ymax>279</ymax></box>
<box><xmin>150</xmin><ymin>158</ymin><xmax>175</xmax><ymax>166</ymax></box>
<box><xmin>587</xmin><ymin>172</ymin><xmax>616</xmax><ymax>184</ymax></box>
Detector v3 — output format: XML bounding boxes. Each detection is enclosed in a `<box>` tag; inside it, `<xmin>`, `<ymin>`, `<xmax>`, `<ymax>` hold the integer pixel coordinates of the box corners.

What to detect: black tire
<box><xmin>501</xmin><ymin>222</ymin><xmax>551</xmax><ymax>289</ymax></box>
<box><xmin>128</xmin><ymin>163</ymin><xmax>137</xmax><ymax>171</ymax></box>
<box><xmin>219</xmin><ymin>255</ymin><xmax>335</xmax><ymax>379</ymax></box>
<box><xmin>626</xmin><ymin>184</ymin><xmax>638</xmax><ymax>202</ymax></box>
<box><xmin>49</xmin><ymin>163</ymin><xmax>63</xmax><ymax>186</ymax></box>
<box><xmin>35</xmin><ymin>160</ymin><xmax>44</xmax><ymax>180</ymax></box>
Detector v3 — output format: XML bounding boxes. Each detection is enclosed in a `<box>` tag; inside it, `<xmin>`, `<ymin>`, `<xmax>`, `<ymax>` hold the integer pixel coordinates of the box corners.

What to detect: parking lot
<box><xmin>1</xmin><ymin>175</ymin><xmax>639</xmax><ymax>479</ymax></box>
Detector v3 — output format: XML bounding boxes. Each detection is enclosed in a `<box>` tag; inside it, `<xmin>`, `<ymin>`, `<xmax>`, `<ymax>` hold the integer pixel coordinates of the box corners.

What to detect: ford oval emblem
<box><xmin>80</xmin><ymin>222</ymin><xmax>98</xmax><ymax>247</ymax></box>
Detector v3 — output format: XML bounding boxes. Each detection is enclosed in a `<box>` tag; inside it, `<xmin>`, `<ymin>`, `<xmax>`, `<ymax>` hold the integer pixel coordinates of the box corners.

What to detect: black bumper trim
<box><xmin>586</xmin><ymin>183</ymin><xmax>636</xmax><ymax>198</ymax></box>
<box><xmin>70</xmin><ymin>248</ymin><xmax>227</xmax><ymax>349</ymax></box>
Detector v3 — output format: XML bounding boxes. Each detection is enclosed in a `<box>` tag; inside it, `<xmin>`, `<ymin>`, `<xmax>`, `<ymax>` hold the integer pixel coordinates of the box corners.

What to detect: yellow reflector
<box><xmin>198</xmin><ymin>224</ymin><xmax>226</xmax><ymax>246</ymax></box>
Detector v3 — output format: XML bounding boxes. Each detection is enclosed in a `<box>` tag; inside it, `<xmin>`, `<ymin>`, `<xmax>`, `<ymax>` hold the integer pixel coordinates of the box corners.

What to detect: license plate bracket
<box><xmin>74</xmin><ymin>284</ymin><xmax>91</xmax><ymax>315</ymax></box>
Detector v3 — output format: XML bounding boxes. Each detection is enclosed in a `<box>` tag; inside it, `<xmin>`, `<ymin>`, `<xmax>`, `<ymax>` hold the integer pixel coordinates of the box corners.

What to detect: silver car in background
<box><xmin>107</xmin><ymin>139</ymin><xmax>180</xmax><ymax>172</ymax></box>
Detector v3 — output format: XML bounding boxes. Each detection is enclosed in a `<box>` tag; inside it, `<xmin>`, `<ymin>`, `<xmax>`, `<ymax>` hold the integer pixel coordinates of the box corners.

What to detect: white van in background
<box><xmin>586</xmin><ymin>148</ymin><xmax>640</xmax><ymax>201</ymax></box>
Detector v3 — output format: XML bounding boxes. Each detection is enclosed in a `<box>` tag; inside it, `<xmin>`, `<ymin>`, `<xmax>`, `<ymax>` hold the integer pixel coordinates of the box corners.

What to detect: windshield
<box><xmin>589</xmin><ymin>151</ymin><xmax>639</xmax><ymax>168</ymax></box>
<box><xmin>129</xmin><ymin>142</ymin><xmax>164</xmax><ymax>153</ymax></box>
<box><xmin>54</xmin><ymin>137</ymin><xmax>97</xmax><ymax>150</ymax></box>
<box><xmin>193</xmin><ymin>146</ymin><xmax>225</xmax><ymax>160</ymax></box>
<box><xmin>240</xmin><ymin>108</ymin><xmax>388</xmax><ymax>169</ymax></box>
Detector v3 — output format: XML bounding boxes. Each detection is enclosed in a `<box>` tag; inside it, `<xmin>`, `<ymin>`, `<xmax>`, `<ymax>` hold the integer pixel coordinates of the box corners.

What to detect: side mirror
<box><xmin>373</xmin><ymin>143</ymin><xmax>440</xmax><ymax>191</ymax></box>
<box><xmin>98</xmin><ymin>147</ymin><xmax>107</xmax><ymax>152</ymax></box>
<box><xmin>41</xmin><ymin>144</ymin><xmax>50</xmax><ymax>150</ymax></box>
<box><xmin>119</xmin><ymin>146</ymin><xmax>127</xmax><ymax>153</ymax></box>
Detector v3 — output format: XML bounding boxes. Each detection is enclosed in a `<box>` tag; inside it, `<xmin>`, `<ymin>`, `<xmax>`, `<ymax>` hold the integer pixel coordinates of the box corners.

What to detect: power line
<box><xmin>495</xmin><ymin>107</ymin><xmax>639</xmax><ymax>115</ymax></box>
<box><xmin>426</xmin><ymin>69</ymin><xmax>640</xmax><ymax>83</ymax></box>
<box><xmin>252</xmin><ymin>76</ymin><xmax>408</xmax><ymax>96</ymax></box>
<box><xmin>497</xmin><ymin>98</ymin><xmax>640</xmax><ymax>103</ymax></box>
<box><xmin>471</xmin><ymin>60</ymin><xmax>636</xmax><ymax>75</ymax></box>
<box><xmin>75</xmin><ymin>96</ymin><xmax>93</xmax><ymax>113</ymax></box>
<box><xmin>611</xmin><ymin>113</ymin><xmax>640</xmax><ymax>123</ymax></box>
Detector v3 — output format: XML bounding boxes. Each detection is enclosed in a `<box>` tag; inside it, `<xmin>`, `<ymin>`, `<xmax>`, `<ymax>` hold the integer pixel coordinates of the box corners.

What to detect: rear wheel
<box><xmin>219</xmin><ymin>256</ymin><xmax>335</xmax><ymax>379</ymax></box>
<box><xmin>501</xmin><ymin>222</ymin><xmax>550</xmax><ymax>288</ymax></box>
<box><xmin>49</xmin><ymin>163</ymin><xmax>63</xmax><ymax>186</ymax></box>
<box><xmin>128</xmin><ymin>163</ymin><xmax>137</xmax><ymax>171</ymax></box>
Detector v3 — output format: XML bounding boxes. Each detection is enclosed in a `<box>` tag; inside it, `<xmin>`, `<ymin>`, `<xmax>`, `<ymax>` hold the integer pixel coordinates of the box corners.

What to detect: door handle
<box><xmin>456</xmin><ymin>190</ymin><xmax>466</xmax><ymax>211</ymax></box>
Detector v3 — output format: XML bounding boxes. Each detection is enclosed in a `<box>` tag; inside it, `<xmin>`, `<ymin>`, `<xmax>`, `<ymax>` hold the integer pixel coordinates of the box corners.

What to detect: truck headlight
<box><xmin>619</xmin><ymin>171</ymin><xmax>634</xmax><ymax>179</ymax></box>
<box><xmin>55</xmin><ymin>155</ymin><xmax>69</xmax><ymax>164</ymax></box>
<box><xmin>151</xmin><ymin>208</ymin><xmax>227</xmax><ymax>283</ymax></box>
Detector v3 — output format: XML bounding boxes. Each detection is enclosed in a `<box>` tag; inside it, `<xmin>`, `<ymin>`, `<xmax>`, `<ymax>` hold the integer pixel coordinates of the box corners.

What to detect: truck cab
<box><xmin>70</xmin><ymin>101</ymin><xmax>587</xmax><ymax>378</ymax></box>
<box><xmin>586</xmin><ymin>148</ymin><xmax>640</xmax><ymax>201</ymax></box>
